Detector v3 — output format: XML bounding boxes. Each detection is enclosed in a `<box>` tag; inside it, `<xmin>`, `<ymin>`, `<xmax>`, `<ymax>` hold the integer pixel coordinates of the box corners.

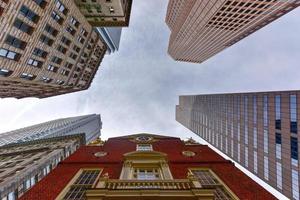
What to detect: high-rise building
<box><xmin>0</xmin><ymin>0</ymin><xmax>107</xmax><ymax>98</ymax></box>
<box><xmin>166</xmin><ymin>0</ymin><xmax>300</xmax><ymax>63</ymax></box>
<box><xmin>97</xmin><ymin>27</ymin><xmax>122</xmax><ymax>54</ymax></box>
<box><xmin>176</xmin><ymin>91</ymin><xmax>300</xmax><ymax>199</ymax></box>
<box><xmin>74</xmin><ymin>0</ymin><xmax>133</xmax><ymax>27</ymax></box>
<box><xmin>0</xmin><ymin>114</ymin><xmax>102</xmax><ymax>146</ymax></box>
<box><xmin>20</xmin><ymin>133</ymin><xmax>275</xmax><ymax>200</ymax></box>
<box><xmin>0</xmin><ymin>134</ymin><xmax>86</xmax><ymax>200</ymax></box>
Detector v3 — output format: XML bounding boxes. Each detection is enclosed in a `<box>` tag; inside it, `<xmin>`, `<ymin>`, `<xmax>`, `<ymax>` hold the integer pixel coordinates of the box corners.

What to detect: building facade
<box><xmin>0</xmin><ymin>0</ymin><xmax>107</xmax><ymax>98</ymax></box>
<box><xmin>0</xmin><ymin>133</ymin><xmax>86</xmax><ymax>200</ymax></box>
<box><xmin>166</xmin><ymin>0</ymin><xmax>300</xmax><ymax>63</ymax></box>
<box><xmin>97</xmin><ymin>27</ymin><xmax>122</xmax><ymax>54</ymax></box>
<box><xmin>0</xmin><ymin>114</ymin><xmax>102</xmax><ymax>146</ymax></box>
<box><xmin>74</xmin><ymin>0</ymin><xmax>132</xmax><ymax>27</ymax></box>
<box><xmin>20</xmin><ymin>133</ymin><xmax>275</xmax><ymax>200</ymax></box>
<box><xmin>176</xmin><ymin>91</ymin><xmax>300</xmax><ymax>199</ymax></box>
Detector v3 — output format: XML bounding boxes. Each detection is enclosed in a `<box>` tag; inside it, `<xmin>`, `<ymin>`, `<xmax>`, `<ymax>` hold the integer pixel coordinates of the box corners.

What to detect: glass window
<box><xmin>264</xmin><ymin>130</ymin><xmax>268</xmax><ymax>154</ymax></box>
<box><xmin>276</xmin><ymin>133</ymin><xmax>282</xmax><ymax>159</ymax></box>
<box><xmin>136</xmin><ymin>144</ymin><xmax>152</xmax><ymax>151</ymax></box>
<box><xmin>275</xmin><ymin>95</ymin><xmax>281</xmax><ymax>130</ymax></box>
<box><xmin>291</xmin><ymin>137</ymin><xmax>298</xmax><ymax>166</ymax></box>
<box><xmin>254</xmin><ymin>152</ymin><xmax>258</xmax><ymax>173</ymax></box>
<box><xmin>253</xmin><ymin>127</ymin><xmax>257</xmax><ymax>149</ymax></box>
<box><xmin>290</xmin><ymin>95</ymin><xmax>297</xmax><ymax>134</ymax></box>
<box><xmin>292</xmin><ymin>169</ymin><xmax>299</xmax><ymax>200</ymax></box>
<box><xmin>264</xmin><ymin>156</ymin><xmax>269</xmax><ymax>180</ymax></box>
<box><xmin>263</xmin><ymin>95</ymin><xmax>268</xmax><ymax>127</ymax></box>
<box><xmin>133</xmin><ymin>168</ymin><xmax>160</xmax><ymax>180</ymax></box>
<box><xmin>245</xmin><ymin>147</ymin><xmax>248</xmax><ymax>167</ymax></box>
<box><xmin>19</xmin><ymin>5</ymin><xmax>40</xmax><ymax>23</ymax></box>
<box><xmin>276</xmin><ymin>162</ymin><xmax>282</xmax><ymax>190</ymax></box>
<box><xmin>253</xmin><ymin>96</ymin><xmax>257</xmax><ymax>124</ymax></box>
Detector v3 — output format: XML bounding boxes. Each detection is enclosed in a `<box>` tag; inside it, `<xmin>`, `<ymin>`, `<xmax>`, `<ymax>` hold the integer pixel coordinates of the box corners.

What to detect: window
<box><xmin>264</xmin><ymin>130</ymin><xmax>268</xmax><ymax>154</ymax></box>
<box><xmin>245</xmin><ymin>147</ymin><xmax>248</xmax><ymax>167</ymax></box>
<box><xmin>0</xmin><ymin>68</ymin><xmax>12</xmax><ymax>77</ymax></box>
<box><xmin>33</xmin><ymin>0</ymin><xmax>47</xmax><ymax>8</ymax></box>
<box><xmin>51</xmin><ymin>56</ymin><xmax>62</xmax><ymax>64</ymax></box>
<box><xmin>263</xmin><ymin>95</ymin><xmax>268</xmax><ymax>127</ymax></box>
<box><xmin>27</xmin><ymin>58</ymin><xmax>43</xmax><ymax>68</ymax></box>
<box><xmin>63</xmin><ymin>169</ymin><xmax>101</xmax><ymax>200</ymax></box>
<box><xmin>0</xmin><ymin>48</ymin><xmax>20</xmax><ymax>61</ymax></box>
<box><xmin>57</xmin><ymin>45</ymin><xmax>67</xmax><ymax>54</ymax></box>
<box><xmin>253</xmin><ymin>96</ymin><xmax>257</xmax><ymax>125</ymax></box>
<box><xmin>70</xmin><ymin>16</ymin><xmax>80</xmax><ymax>27</ymax></box>
<box><xmin>47</xmin><ymin>64</ymin><xmax>58</xmax><ymax>72</ymax></box>
<box><xmin>5</xmin><ymin>35</ymin><xmax>27</xmax><ymax>49</ymax></box>
<box><xmin>40</xmin><ymin>34</ymin><xmax>54</xmax><ymax>46</ymax></box>
<box><xmin>61</xmin><ymin>36</ymin><xmax>71</xmax><ymax>46</ymax></box>
<box><xmin>20</xmin><ymin>73</ymin><xmax>35</xmax><ymax>80</ymax></box>
<box><xmin>55</xmin><ymin>0</ymin><xmax>68</xmax><ymax>15</ymax></box>
<box><xmin>19</xmin><ymin>5</ymin><xmax>40</xmax><ymax>23</ymax></box>
<box><xmin>253</xmin><ymin>127</ymin><xmax>257</xmax><ymax>149</ymax></box>
<box><xmin>33</xmin><ymin>48</ymin><xmax>48</xmax><ymax>58</ymax></box>
<box><xmin>290</xmin><ymin>95</ymin><xmax>297</xmax><ymax>134</ymax></box>
<box><xmin>254</xmin><ymin>151</ymin><xmax>258</xmax><ymax>174</ymax></box>
<box><xmin>264</xmin><ymin>156</ymin><xmax>269</xmax><ymax>180</ymax></box>
<box><xmin>51</xmin><ymin>11</ymin><xmax>63</xmax><ymax>24</ymax></box>
<box><xmin>133</xmin><ymin>168</ymin><xmax>160</xmax><ymax>180</ymax></box>
<box><xmin>41</xmin><ymin>76</ymin><xmax>52</xmax><ymax>83</ymax></box>
<box><xmin>191</xmin><ymin>169</ymin><xmax>233</xmax><ymax>199</ymax></box>
<box><xmin>291</xmin><ymin>137</ymin><xmax>298</xmax><ymax>166</ymax></box>
<box><xmin>276</xmin><ymin>133</ymin><xmax>281</xmax><ymax>159</ymax></box>
<box><xmin>276</xmin><ymin>162</ymin><xmax>282</xmax><ymax>190</ymax></box>
<box><xmin>44</xmin><ymin>24</ymin><xmax>58</xmax><ymax>37</ymax></box>
<box><xmin>56</xmin><ymin>80</ymin><xmax>65</xmax><ymax>85</ymax></box>
<box><xmin>66</xmin><ymin>26</ymin><xmax>76</xmax><ymax>36</ymax></box>
<box><xmin>13</xmin><ymin>18</ymin><xmax>34</xmax><ymax>34</ymax></box>
<box><xmin>275</xmin><ymin>95</ymin><xmax>281</xmax><ymax>130</ymax></box>
<box><xmin>292</xmin><ymin>169</ymin><xmax>299</xmax><ymax>200</ymax></box>
<box><xmin>136</xmin><ymin>144</ymin><xmax>152</xmax><ymax>151</ymax></box>
<box><xmin>244</xmin><ymin>96</ymin><xmax>248</xmax><ymax>145</ymax></box>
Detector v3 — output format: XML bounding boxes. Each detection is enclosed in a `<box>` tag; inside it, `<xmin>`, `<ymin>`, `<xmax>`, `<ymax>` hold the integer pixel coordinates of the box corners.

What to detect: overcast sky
<box><xmin>0</xmin><ymin>1</ymin><xmax>299</xmax><ymax>198</ymax></box>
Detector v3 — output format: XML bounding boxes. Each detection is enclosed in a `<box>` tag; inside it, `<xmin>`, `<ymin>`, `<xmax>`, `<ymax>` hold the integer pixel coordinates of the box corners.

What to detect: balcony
<box><xmin>86</xmin><ymin>178</ymin><xmax>216</xmax><ymax>200</ymax></box>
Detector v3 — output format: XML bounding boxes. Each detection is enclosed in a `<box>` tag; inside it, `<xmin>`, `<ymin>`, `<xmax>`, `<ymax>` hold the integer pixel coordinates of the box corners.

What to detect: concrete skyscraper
<box><xmin>166</xmin><ymin>0</ymin><xmax>300</xmax><ymax>63</ymax></box>
<box><xmin>176</xmin><ymin>91</ymin><xmax>300</xmax><ymax>199</ymax></box>
<box><xmin>0</xmin><ymin>114</ymin><xmax>102</xmax><ymax>146</ymax></box>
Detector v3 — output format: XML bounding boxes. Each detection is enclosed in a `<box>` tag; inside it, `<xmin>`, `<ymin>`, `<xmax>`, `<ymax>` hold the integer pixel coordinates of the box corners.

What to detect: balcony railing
<box><xmin>101</xmin><ymin>179</ymin><xmax>196</xmax><ymax>190</ymax></box>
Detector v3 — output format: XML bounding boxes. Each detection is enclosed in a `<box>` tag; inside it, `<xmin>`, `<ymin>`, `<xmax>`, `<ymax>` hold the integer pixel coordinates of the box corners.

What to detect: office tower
<box><xmin>0</xmin><ymin>0</ymin><xmax>107</xmax><ymax>98</ymax></box>
<box><xmin>21</xmin><ymin>133</ymin><xmax>275</xmax><ymax>199</ymax></box>
<box><xmin>0</xmin><ymin>114</ymin><xmax>102</xmax><ymax>146</ymax></box>
<box><xmin>0</xmin><ymin>134</ymin><xmax>85</xmax><ymax>199</ymax></box>
<box><xmin>166</xmin><ymin>0</ymin><xmax>300</xmax><ymax>63</ymax></box>
<box><xmin>176</xmin><ymin>91</ymin><xmax>300</xmax><ymax>199</ymax></box>
<box><xmin>74</xmin><ymin>0</ymin><xmax>133</xmax><ymax>27</ymax></box>
<box><xmin>97</xmin><ymin>27</ymin><xmax>122</xmax><ymax>54</ymax></box>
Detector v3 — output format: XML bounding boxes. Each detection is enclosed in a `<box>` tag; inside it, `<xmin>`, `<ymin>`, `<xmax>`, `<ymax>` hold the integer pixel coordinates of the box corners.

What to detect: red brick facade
<box><xmin>21</xmin><ymin>134</ymin><xmax>276</xmax><ymax>200</ymax></box>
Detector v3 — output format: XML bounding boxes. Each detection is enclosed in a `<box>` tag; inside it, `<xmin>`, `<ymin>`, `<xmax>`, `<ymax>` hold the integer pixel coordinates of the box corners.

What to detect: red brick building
<box><xmin>20</xmin><ymin>134</ymin><xmax>276</xmax><ymax>200</ymax></box>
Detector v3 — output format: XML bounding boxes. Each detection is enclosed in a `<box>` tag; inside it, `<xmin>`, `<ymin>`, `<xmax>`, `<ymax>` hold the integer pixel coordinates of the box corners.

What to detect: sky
<box><xmin>0</xmin><ymin>1</ymin><xmax>300</xmax><ymax>198</ymax></box>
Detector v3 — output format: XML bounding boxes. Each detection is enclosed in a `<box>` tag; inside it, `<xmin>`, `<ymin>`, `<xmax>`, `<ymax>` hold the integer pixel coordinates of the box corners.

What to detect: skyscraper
<box><xmin>166</xmin><ymin>0</ymin><xmax>300</xmax><ymax>63</ymax></box>
<box><xmin>74</xmin><ymin>0</ymin><xmax>133</xmax><ymax>27</ymax></box>
<box><xmin>0</xmin><ymin>114</ymin><xmax>102</xmax><ymax>146</ymax></box>
<box><xmin>21</xmin><ymin>133</ymin><xmax>275</xmax><ymax>200</ymax></box>
<box><xmin>176</xmin><ymin>91</ymin><xmax>300</xmax><ymax>199</ymax></box>
<box><xmin>0</xmin><ymin>134</ymin><xmax>86</xmax><ymax>200</ymax></box>
<box><xmin>97</xmin><ymin>27</ymin><xmax>122</xmax><ymax>54</ymax></box>
<box><xmin>0</xmin><ymin>0</ymin><xmax>107</xmax><ymax>98</ymax></box>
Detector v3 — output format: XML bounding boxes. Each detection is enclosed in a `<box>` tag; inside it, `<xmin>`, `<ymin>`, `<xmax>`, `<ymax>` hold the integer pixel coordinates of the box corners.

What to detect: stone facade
<box><xmin>0</xmin><ymin>0</ymin><xmax>107</xmax><ymax>98</ymax></box>
<box><xmin>176</xmin><ymin>90</ymin><xmax>300</xmax><ymax>199</ymax></box>
<box><xmin>166</xmin><ymin>0</ymin><xmax>300</xmax><ymax>63</ymax></box>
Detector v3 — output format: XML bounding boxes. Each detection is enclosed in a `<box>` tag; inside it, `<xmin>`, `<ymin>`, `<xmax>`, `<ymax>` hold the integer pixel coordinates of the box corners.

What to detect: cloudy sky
<box><xmin>0</xmin><ymin>1</ymin><xmax>299</xmax><ymax>198</ymax></box>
